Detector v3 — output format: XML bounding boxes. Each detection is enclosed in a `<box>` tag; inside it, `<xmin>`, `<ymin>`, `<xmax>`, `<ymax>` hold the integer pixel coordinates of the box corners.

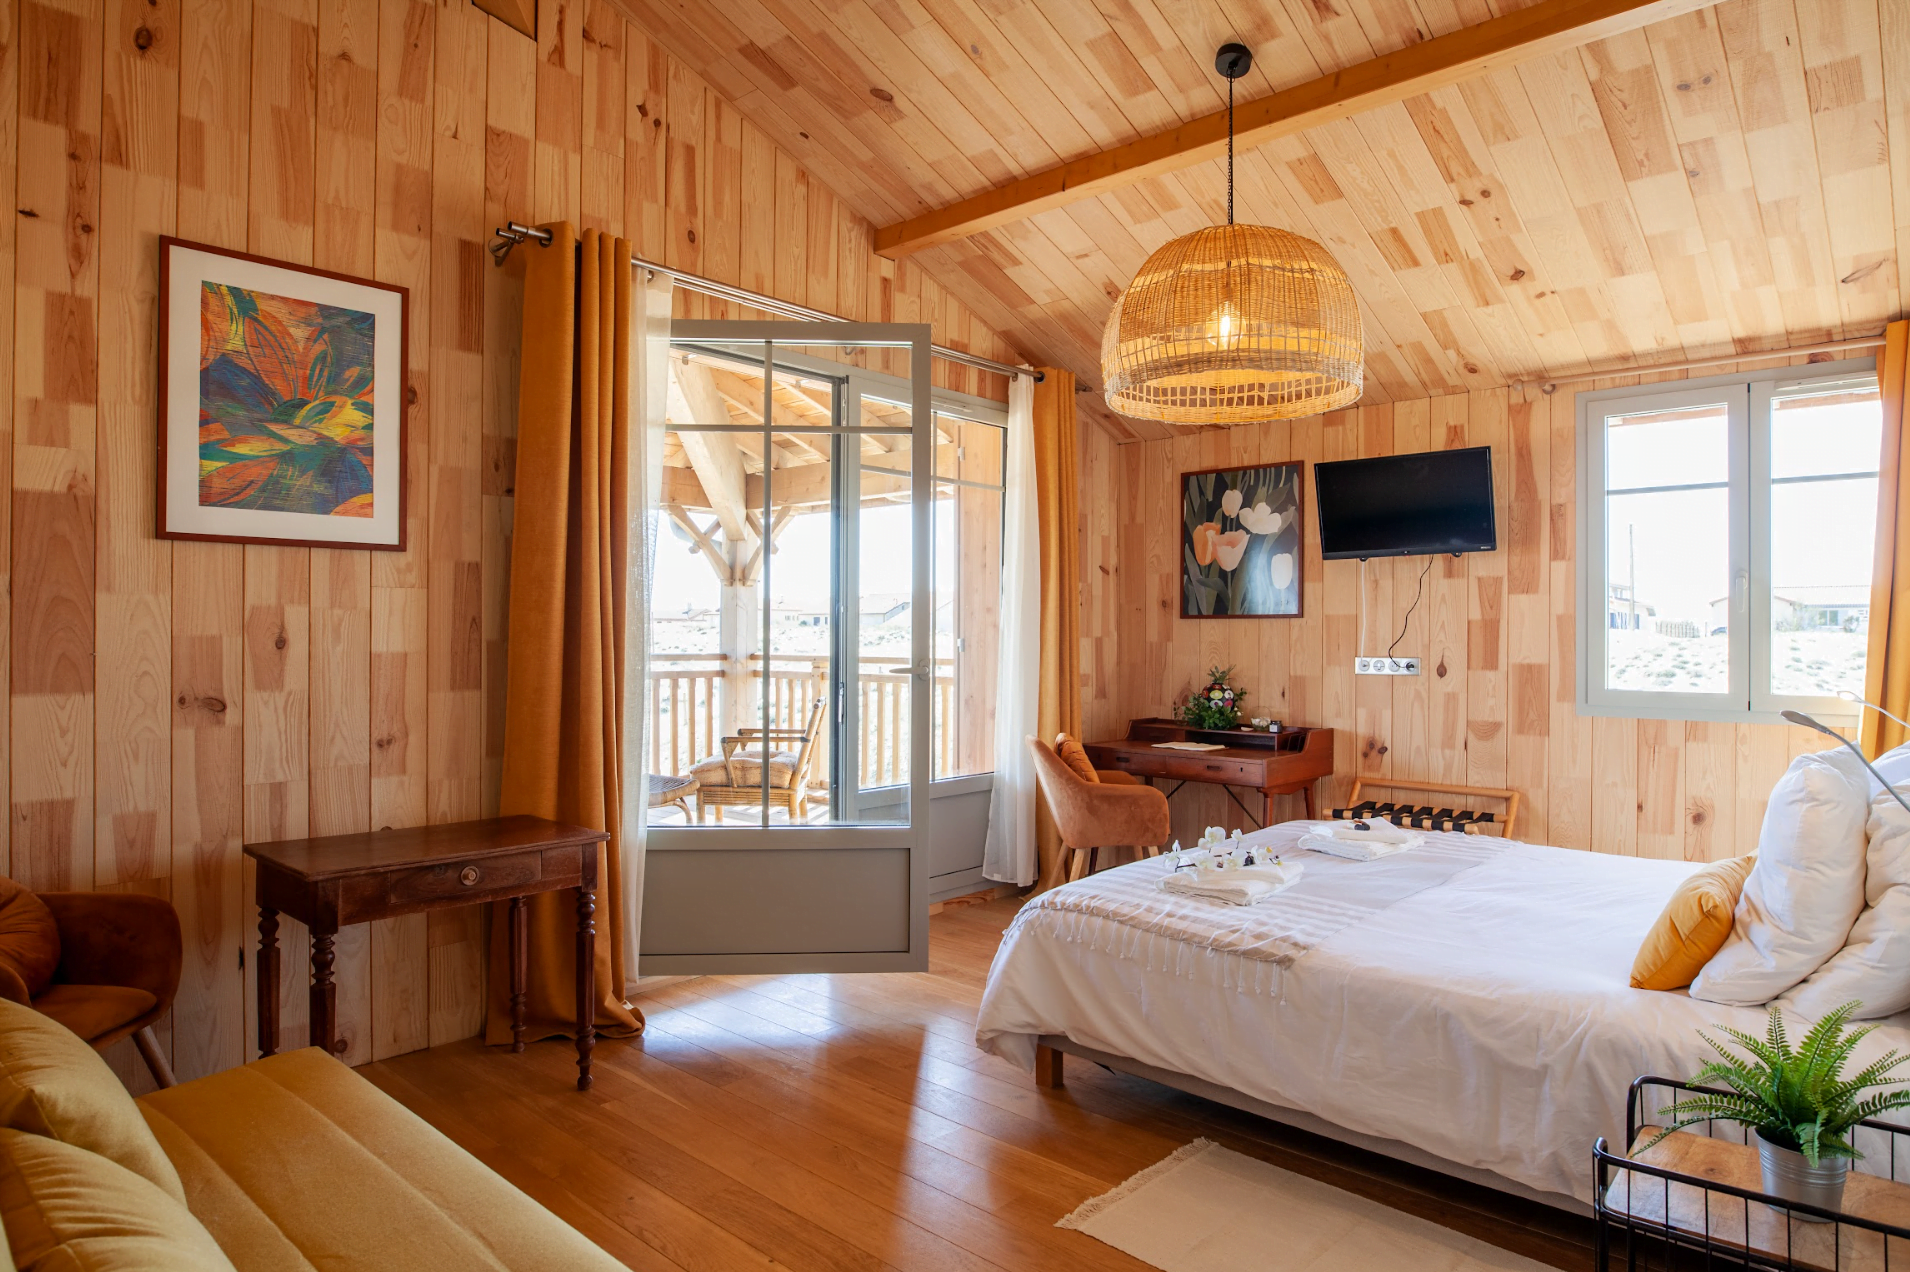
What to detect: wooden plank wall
<box><xmin>1081</xmin><ymin>355</ymin><xmax>1858</xmax><ymax>860</ymax></box>
<box><xmin>0</xmin><ymin>0</ymin><xmax>1015</xmax><ymax>1089</ymax></box>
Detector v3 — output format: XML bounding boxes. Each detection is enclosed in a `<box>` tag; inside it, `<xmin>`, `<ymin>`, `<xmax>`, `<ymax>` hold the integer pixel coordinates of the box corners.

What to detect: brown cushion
<box><xmin>1054</xmin><ymin>735</ymin><xmax>1099</xmax><ymax>784</ymax></box>
<box><xmin>0</xmin><ymin>884</ymin><xmax>58</xmax><ymax>1002</ymax></box>
<box><xmin>688</xmin><ymin>750</ymin><xmax>801</xmax><ymax>789</ymax></box>
<box><xmin>0</xmin><ymin>1128</ymin><xmax>234</xmax><ymax>1271</ymax></box>
<box><xmin>29</xmin><ymin>986</ymin><xmax>156</xmax><ymax>1045</ymax></box>
<box><xmin>0</xmin><ymin>999</ymin><xmax>185</xmax><ymax>1205</ymax></box>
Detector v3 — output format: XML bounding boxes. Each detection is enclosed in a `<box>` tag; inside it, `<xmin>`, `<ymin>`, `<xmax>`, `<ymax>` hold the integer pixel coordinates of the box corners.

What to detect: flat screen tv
<box><xmin>1314</xmin><ymin>446</ymin><xmax>1497</xmax><ymax>560</ymax></box>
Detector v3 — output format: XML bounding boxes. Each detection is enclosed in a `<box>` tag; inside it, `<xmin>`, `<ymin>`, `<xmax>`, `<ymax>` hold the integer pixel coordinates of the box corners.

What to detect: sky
<box><xmin>649</xmin><ymin>498</ymin><xmax>955</xmax><ymax>648</ymax></box>
<box><xmin>1604</xmin><ymin>386</ymin><xmax>1882</xmax><ymax>626</ymax></box>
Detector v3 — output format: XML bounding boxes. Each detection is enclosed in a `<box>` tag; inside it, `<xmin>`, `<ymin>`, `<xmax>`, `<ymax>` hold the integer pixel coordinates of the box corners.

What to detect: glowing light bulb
<box><xmin>1211</xmin><ymin>304</ymin><xmax>1237</xmax><ymax>349</ymax></box>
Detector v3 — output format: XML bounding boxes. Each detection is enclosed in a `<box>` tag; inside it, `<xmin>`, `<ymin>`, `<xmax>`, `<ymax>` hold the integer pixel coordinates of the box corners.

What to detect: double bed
<box><xmin>974</xmin><ymin>823</ymin><xmax>1910</xmax><ymax>1210</ymax></box>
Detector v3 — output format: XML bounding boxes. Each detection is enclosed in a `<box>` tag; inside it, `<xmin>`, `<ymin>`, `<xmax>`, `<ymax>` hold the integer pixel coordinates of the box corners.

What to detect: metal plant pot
<box><xmin>1756</xmin><ymin>1128</ymin><xmax>1848</xmax><ymax>1220</ymax></box>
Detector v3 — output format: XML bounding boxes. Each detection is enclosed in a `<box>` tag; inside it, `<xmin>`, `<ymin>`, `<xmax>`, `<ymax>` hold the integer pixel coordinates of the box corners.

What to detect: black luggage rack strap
<box><xmin>1595</xmin><ymin>1075</ymin><xmax>1910</xmax><ymax>1270</ymax></box>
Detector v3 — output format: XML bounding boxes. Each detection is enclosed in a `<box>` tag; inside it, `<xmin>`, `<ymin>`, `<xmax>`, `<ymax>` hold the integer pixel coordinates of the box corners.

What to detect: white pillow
<box><xmin>1869</xmin><ymin>739</ymin><xmax>1910</xmax><ymax>792</ymax></box>
<box><xmin>1689</xmin><ymin>746</ymin><xmax>1870</xmax><ymax>1006</ymax></box>
<box><xmin>1785</xmin><ymin>788</ymin><xmax>1910</xmax><ymax>1020</ymax></box>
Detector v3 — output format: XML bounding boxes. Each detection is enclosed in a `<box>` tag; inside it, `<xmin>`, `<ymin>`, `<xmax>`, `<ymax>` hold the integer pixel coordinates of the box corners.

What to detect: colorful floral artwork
<box><xmin>197</xmin><ymin>282</ymin><xmax>377</xmax><ymax>517</ymax></box>
<box><xmin>1182</xmin><ymin>462</ymin><xmax>1303</xmax><ymax>617</ymax></box>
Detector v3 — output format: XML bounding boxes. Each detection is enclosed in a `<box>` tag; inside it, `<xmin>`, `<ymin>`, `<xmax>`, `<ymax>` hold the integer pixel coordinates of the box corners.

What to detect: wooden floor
<box><xmin>360</xmin><ymin>897</ymin><xmax>1598</xmax><ymax>1271</ymax></box>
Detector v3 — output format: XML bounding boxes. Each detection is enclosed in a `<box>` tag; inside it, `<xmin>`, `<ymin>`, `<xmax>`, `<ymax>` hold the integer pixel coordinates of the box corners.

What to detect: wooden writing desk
<box><xmin>244</xmin><ymin>815</ymin><xmax>607</xmax><ymax>1090</ymax></box>
<box><xmin>1084</xmin><ymin>719</ymin><xmax>1334</xmax><ymax>827</ymax></box>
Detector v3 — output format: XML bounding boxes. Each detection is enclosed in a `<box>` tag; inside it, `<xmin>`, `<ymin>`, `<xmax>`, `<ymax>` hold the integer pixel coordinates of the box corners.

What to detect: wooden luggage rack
<box><xmin>1332</xmin><ymin>777</ymin><xmax>1521</xmax><ymax>838</ymax></box>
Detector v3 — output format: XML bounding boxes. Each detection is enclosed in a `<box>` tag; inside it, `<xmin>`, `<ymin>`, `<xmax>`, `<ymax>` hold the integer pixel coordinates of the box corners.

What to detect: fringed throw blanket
<box><xmin>1014</xmin><ymin>824</ymin><xmax>1508</xmax><ymax>968</ymax></box>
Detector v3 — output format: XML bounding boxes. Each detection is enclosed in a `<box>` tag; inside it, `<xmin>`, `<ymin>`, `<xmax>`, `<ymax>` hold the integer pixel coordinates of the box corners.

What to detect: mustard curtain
<box><xmin>1864</xmin><ymin>319</ymin><xmax>1910</xmax><ymax>758</ymax></box>
<box><xmin>484</xmin><ymin>224</ymin><xmax>643</xmax><ymax>1044</ymax></box>
<box><xmin>1032</xmin><ymin>368</ymin><xmax>1082</xmax><ymax>893</ymax></box>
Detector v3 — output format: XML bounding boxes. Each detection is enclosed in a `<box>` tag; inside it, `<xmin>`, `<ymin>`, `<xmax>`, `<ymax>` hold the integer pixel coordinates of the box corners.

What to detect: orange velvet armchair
<box><xmin>1028</xmin><ymin>735</ymin><xmax>1172</xmax><ymax>881</ymax></box>
<box><xmin>0</xmin><ymin>880</ymin><xmax>181</xmax><ymax>1088</ymax></box>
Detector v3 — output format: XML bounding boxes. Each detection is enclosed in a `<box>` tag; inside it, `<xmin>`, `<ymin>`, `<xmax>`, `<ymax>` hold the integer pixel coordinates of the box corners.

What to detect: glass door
<box><xmin>638</xmin><ymin>321</ymin><xmax>932</xmax><ymax>974</ymax></box>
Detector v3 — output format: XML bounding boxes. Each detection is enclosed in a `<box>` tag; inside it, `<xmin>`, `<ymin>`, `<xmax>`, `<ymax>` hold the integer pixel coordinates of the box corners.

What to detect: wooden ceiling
<box><xmin>613</xmin><ymin>0</ymin><xmax>1908</xmax><ymax>440</ymax></box>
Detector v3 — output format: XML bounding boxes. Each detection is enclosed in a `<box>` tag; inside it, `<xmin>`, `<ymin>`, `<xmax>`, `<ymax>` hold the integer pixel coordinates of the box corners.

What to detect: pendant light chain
<box><xmin>1226</xmin><ymin>77</ymin><xmax>1235</xmax><ymax>226</ymax></box>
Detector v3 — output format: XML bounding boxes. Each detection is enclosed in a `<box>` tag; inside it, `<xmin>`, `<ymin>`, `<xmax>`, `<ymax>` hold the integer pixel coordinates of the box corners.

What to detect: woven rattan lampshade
<box><xmin>1101</xmin><ymin>223</ymin><xmax>1364</xmax><ymax>425</ymax></box>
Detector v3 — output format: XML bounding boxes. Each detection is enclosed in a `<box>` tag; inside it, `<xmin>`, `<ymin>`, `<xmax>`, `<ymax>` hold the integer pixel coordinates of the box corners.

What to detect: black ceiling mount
<box><xmin>1215</xmin><ymin>43</ymin><xmax>1252</xmax><ymax>80</ymax></box>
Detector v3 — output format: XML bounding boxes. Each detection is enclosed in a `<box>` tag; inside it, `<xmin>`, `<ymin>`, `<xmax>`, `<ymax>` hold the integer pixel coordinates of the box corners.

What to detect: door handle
<box><xmin>886</xmin><ymin>662</ymin><xmax>930</xmax><ymax>678</ymax></box>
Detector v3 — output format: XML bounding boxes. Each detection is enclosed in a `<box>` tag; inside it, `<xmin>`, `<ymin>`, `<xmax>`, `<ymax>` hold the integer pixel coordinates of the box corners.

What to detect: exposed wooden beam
<box><xmin>674</xmin><ymin>361</ymin><xmax>754</xmax><ymax>546</ymax></box>
<box><xmin>663</xmin><ymin>504</ymin><xmax>732</xmax><ymax>584</ymax></box>
<box><xmin>871</xmin><ymin>0</ymin><xmax>1713</xmax><ymax>259</ymax></box>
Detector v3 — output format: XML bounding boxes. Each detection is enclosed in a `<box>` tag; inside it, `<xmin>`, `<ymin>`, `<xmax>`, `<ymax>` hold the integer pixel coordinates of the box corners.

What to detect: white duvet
<box><xmin>974</xmin><ymin>837</ymin><xmax>1910</xmax><ymax>1205</ymax></box>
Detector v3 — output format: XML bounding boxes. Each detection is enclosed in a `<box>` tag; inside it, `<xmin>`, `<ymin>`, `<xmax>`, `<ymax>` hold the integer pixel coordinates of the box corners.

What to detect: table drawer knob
<box><xmin>459</xmin><ymin>866</ymin><xmax>480</xmax><ymax>887</ymax></box>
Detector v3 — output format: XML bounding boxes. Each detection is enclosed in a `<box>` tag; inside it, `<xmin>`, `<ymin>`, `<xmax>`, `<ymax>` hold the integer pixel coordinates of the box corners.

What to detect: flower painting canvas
<box><xmin>1182</xmin><ymin>462</ymin><xmax>1303</xmax><ymax>617</ymax></box>
<box><xmin>160</xmin><ymin>238</ymin><xmax>408</xmax><ymax>549</ymax></box>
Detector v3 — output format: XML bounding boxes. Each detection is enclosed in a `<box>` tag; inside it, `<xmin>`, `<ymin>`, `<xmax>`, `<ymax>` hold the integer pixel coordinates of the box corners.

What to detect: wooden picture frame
<box><xmin>158</xmin><ymin>236</ymin><xmax>410</xmax><ymax>551</ymax></box>
<box><xmin>472</xmin><ymin>0</ymin><xmax>535</xmax><ymax>40</ymax></box>
<box><xmin>1181</xmin><ymin>461</ymin><xmax>1304</xmax><ymax>618</ymax></box>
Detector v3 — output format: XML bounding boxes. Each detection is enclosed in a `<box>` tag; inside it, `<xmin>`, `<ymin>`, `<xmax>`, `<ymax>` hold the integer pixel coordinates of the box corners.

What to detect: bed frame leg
<box><xmin>1035</xmin><ymin>1043</ymin><xmax>1064</xmax><ymax>1089</ymax></box>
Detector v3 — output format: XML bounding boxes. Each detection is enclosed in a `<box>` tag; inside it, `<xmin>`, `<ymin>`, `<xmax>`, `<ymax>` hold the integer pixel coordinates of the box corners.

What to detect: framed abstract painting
<box><xmin>1182</xmin><ymin>461</ymin><xmax>1304</xmax><ymax>618</ymax></box>
<box><xmin>157</xmin><ymin>237</ymin><xmax>409</xmax><ymax>550</ymax></box>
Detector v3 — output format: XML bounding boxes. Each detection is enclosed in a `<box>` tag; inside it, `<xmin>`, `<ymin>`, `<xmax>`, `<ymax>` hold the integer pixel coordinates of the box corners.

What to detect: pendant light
<box><xmin>1102</xmin><ymin>44</ymin><xmax>1364</xmax><ymax>425</ymax></box>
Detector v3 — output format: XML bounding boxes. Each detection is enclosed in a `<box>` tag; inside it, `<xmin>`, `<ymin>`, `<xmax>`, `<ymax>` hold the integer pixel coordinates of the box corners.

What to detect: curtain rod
<box><xmin>1512</xmin><ymin>332</ymin><xmax>1889</xmax><ymax>394</ymax></box>
<box><xmin>491</xmin><ymin>222</ymin><xmax>1039</xmax><ymax>383</ymax></box>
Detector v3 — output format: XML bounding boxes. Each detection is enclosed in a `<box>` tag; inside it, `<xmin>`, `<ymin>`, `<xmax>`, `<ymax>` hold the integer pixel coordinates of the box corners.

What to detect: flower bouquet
<box><xmin>1178</xmin><ymin>666</ymin><xmax>1247</xmax><ymax>730</ymax></box>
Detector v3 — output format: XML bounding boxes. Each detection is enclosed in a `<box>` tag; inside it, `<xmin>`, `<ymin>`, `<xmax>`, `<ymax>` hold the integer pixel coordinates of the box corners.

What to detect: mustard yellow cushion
<box><xmin>0</xmin><ymin>1128</ymin><xmax>233</xmax><ymax>1271</ymax></box>
<box><xmin>1631</xmin><ymin>854</ymin><xmax>1758</xmax><ymax>990</ymax></box>
<box><xmin>1055</xmin><ymin>735</ymin><xmax>1099</xmax><ymax>784</ymax></box>
<box><xmin>140</xmin><ymin>1047</ymin><xmax>623</xmax><ymax>1271</ymax></box>
<box><xmin>0</xmin><ymin>1000</ymin><xmax>184</xmax><ymax>1204</ymax></box>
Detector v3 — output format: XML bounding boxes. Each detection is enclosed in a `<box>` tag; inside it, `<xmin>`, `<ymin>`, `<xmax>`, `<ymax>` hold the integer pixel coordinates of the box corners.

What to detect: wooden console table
<box><xmin>243</xmin><ymin>815</ymin><xmax>608</xmax><ymax>1090</ymax></box>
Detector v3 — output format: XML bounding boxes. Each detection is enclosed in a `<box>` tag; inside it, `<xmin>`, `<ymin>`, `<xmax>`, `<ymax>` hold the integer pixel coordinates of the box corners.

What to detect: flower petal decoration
<box><xmin>1192</xmin><ymin>521</ymin><xmax>1221</xmax><ymax>566</ymax></box>
<box><xmin>1220</xmin><ymin>488</ymin><xmax>1243</xmax><ymax>518</ymax></box>
<box><xmin>1214</xmin><ymin>529</ymin><xmax>1249</xmax><ymax>571</ymax></box>
<box><xmin>1270</xmin><ymin>551</ymin><xmax>1295</xmax><ymax>591</ymax></box>
<box><xmin>1238</xmin><ymin>500</ymin><xmax>1280</xmax><ymax>534</ymax></box>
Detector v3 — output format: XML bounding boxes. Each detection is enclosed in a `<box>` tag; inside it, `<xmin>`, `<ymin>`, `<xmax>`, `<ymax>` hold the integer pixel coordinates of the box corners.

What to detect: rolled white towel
<box><xmin>1159</xmin><ymin>859</ymin><xmax>1303</xmax><ymax>905</ymax></box>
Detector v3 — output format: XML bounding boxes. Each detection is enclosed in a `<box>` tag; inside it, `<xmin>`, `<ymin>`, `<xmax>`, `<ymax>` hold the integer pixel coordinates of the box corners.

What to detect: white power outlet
<box><xmin>1355</xmin><ymin>656</ymin><xmax>1421</xmax><ymax>676</ymax></box>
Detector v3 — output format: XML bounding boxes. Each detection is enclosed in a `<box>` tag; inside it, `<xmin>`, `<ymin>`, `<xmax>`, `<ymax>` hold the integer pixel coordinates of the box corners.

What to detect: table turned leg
<box><xmin>1302</xmin><ymin>784</ymin><xmax>1317</xmax><ymax>819</ymax></box>
<box><xmin>309</xmin><ymin>929</ymin><xmax>338</xmax><ymax>1056</ymax></box>
<box><xmin>575</xmin><ymin>887</ymin><xmax>596</xmax><ymax>1091</ymax></box>
<box><xmin>257</xmin><ymin>908</ymin><xmax>280</xmax><ymax>1058</ymax></box>
<box><xmin>509</xmin><ymin>895</ymin><xmax>528</xmax><ymax>1054</ymax></box>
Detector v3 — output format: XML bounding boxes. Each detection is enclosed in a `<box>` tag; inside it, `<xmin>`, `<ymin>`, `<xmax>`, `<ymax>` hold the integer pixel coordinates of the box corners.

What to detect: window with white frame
<box><xmin>1577</xmin><ymin>361</ymin><xmax>1883</xmax><ymax>725</ymax></box>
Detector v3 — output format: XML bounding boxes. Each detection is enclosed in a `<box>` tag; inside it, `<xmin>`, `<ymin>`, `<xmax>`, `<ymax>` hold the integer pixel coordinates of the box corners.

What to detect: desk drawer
<box><xmin>336</xmin><ymin>846</ymin><xmax>584</xmax><ymax>922</ymax></box>
<box><xmin>1104</xmin><ymin>751</ymin><xmax>1266</xmax><ymax>786</ymax></box>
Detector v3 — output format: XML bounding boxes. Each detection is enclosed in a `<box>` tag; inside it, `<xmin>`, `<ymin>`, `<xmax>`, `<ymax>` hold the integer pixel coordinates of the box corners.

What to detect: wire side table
<box><xmin>1596</xmin><ymin>1076</ymin><xmax>1910</xmax><ymax>1270</ymax></box>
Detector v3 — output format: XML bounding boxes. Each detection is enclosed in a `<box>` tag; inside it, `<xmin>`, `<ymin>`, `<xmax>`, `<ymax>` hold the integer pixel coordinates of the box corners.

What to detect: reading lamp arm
<box><xmin>1780</xmin><ymin>710</ymin><xmax>1910</xmax><ymax>818</ymax></box>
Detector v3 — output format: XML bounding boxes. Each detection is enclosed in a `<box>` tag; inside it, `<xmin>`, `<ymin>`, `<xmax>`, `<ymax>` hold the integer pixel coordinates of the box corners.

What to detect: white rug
<box><xmin>1057</xmin><ymin>1140</ymin><xmax>1555</xmax><ymax>1272</ymax></box>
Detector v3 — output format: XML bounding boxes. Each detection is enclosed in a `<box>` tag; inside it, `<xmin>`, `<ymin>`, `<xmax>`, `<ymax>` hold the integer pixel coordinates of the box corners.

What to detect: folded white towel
<box><xmin>1297</xmin><ymin>830</ymin><xmax>1423</xmax><ymax>861</ymax></box>
<box><xmin>1159</xmin><ymin>860</ymin><xmax>1303</xmax><ymax>906</ymax></box>
<box><xmin>1318</xmin><ymin>818</ymin><xmax>1418</xmax><ymax>843</ymax></box>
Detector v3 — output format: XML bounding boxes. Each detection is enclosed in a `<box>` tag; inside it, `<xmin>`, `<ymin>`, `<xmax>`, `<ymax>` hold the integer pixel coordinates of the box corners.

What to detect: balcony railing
<box><xmin>644</xmin><ymin>654</ymin><xmax>958</xmax><ymax>793</ymax></box>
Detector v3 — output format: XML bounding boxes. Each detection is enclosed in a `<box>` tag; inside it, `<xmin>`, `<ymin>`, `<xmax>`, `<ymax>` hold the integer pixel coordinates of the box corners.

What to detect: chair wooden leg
<box><xmin>1086</xmin><ymin>847</ymin><xmax>1099</xmax><ymax>876</ymax></box>
<box><xmin>133</xmin><ymin>1026</ymin><xmax>177</xmax><ymax>1089</ymax></box>
<box><xmin>1035</xmin><ymin>1043</ymin><xmax>1064</xmax><ymax>1089</ymax></box>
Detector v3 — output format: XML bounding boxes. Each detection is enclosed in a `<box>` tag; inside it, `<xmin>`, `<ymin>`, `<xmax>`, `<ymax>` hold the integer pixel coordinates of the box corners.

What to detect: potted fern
<box><xmin>1649</xmin><ymin>1002</ymin><xmax>1910</xmax><ymax>1217</ymax></box>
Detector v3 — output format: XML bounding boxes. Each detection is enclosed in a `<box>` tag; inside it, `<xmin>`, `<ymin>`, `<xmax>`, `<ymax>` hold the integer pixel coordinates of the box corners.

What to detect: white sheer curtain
<box><xmin>984</xmin><ymin>372</ymin><xmax>1041</xmax><ymax>886</ymax></box>
<box><xmin>619</xmin><ymin>273</ymin><xmax>673</xmax><ymax>987</ymax></box>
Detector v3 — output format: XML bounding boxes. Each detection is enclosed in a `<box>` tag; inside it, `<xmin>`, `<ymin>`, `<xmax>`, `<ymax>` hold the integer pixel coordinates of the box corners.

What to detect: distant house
<box><xmin>1607</xmin><ymin>584</ymin><xmax>1656</xmax><ymax>630</ymax></box>
<box><xmin>1706</xmin><ymin>586</ymin><xmax>1870</xmax><ymax>635</ymax></box>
